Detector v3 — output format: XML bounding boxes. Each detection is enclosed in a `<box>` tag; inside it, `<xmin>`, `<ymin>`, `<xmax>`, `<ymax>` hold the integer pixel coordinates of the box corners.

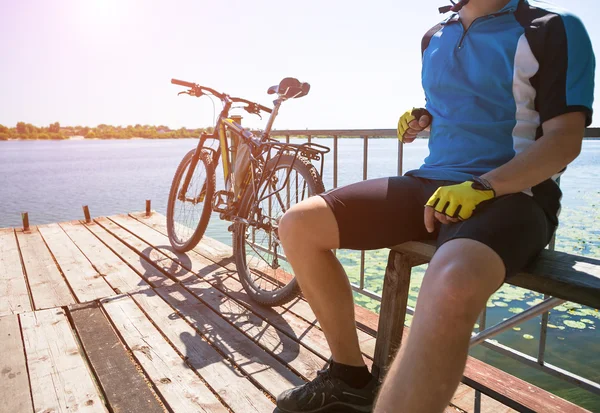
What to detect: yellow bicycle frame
<box><xmin>219</xmin><ymin>118</ymin><xmax>248</xmax><ymax>194</ymax></box>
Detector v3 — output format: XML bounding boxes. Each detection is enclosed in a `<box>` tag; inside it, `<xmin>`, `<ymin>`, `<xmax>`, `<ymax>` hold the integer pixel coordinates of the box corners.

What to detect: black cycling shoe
<box><xmin>276</xmin><ymin>364</ymin><xmax>377</xmax><ymax>413</ymax></box>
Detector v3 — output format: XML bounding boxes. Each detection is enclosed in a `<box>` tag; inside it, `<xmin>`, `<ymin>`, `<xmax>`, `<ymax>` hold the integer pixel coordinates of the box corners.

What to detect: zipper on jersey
<box><xmin>457</xmin><ymin>9</ymin><xmax>514</xmax><ymax>50</ymax></box>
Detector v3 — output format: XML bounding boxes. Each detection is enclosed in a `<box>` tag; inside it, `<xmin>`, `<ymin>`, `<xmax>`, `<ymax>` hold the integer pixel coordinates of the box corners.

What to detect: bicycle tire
<box><xmin>233</xmin><ymin>153</ymin><xmax>325</xmax><ymax>306</ymax></box>
<box><xmin>167</xmin><ymin>149</ymin><xmax>216</xmax><ymax>252</ymax></box>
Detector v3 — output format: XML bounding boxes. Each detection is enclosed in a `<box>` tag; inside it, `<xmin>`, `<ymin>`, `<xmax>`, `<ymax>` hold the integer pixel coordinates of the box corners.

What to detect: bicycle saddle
<box><xmin>267</xmin><ymin>77</ymin><xmax>310</xmax><ymax>99</ymax></box>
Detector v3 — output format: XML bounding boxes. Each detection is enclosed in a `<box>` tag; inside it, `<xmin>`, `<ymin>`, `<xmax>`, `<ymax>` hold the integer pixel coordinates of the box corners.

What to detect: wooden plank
<box><xmin>373</xmin><ymin>251</ymin><xmax>411</xmax><ymax>379</ymax></box>
<box><xmin>101</xmin><ymin>294</ymin><xmax>228</xmax><ymax>413</ymax></box>
<box><xmin>20</xmin><ymin>308</ymin><xmax>108</xmax><ymax>413</ymax></box>
<box><xmin>0</xmin><ymin>228</ymin><xmax>32</xmax><ymax>316</ymax></box>
<box><xmin>38</xmin><ymin>223</ymin><xmax>115</xmax><ymax>302</ymax></box>
<box><xmin>69</xmin><ymin>301</ymin><xmax>165</xmax><ymax>413</ymax></box>
<box><xmin>392</xmin><ymin>241</ymin><xmax>600</xmax><ymax>309</ymax></box>
<box><xmin>16</xmin><ymin>227</ymin><xmax>75</xmax><ymax>310</ymax></box>
<box><xmin>83</xmin><ymin>221</ymin><xmax>175</xmax><ymax>288</ymax></box>
<box><xmin>130</xmin><ymin>288</ymin><xmax>275</xmax><ymax>412</ymax></box>
<box><xmin>0</xmin><ymin>314</ymin><xmax>34</xmax><ymax>413</ymax></box>
<box><xmin>154</xmin><ymin>284</ymin><xmax>304</xmax><ymax>397</ymax></box>
<box><xmin>59</xmin><ymin>221</ymin><xmax>149</xmax><ymax>294</ymax></box>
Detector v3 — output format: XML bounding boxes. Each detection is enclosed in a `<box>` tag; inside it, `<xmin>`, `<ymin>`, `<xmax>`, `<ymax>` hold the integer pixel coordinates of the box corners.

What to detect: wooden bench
<box><xmin>372</xmin><ymin>240</ymin><xmax>600</xmax><ymax>412</ymax></box>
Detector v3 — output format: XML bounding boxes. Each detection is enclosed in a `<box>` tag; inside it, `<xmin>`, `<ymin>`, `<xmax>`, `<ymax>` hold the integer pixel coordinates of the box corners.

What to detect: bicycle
<box><xmin>167</xmin><ymin>77</ymin><xmax>329</xmax><ymax>306</ymax></box>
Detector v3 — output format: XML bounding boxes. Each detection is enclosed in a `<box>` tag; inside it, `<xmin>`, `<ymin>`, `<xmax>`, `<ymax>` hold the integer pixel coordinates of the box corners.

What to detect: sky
<box><xmin>0</xmin><ymin>0</ymin><xmax>598</xmax><ymax>130</ymax></box>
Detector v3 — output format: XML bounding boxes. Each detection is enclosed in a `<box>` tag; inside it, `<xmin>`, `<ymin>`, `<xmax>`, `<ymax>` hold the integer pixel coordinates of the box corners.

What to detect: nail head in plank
<box><xmin>101</xmin><ymin>294</ymin><xmax>228</xmax><ymax>413</ymax></box>
<box><xmin>0</xmin><ymin>314</ymin><xmax>34</xmax><ymax>413</ymax></box>
<box><xmin>16</xmin><ymin>228</ymin><xmax>75</xmax><ymax>310</ymax></box>
<box><xmin>20</xmin><ymin>308</ymin><xmax>108</xmax><ymax>413</ymax></box>
<box><xmin>69</xmin><ymin>301</ymin><xmax>165</xmax><ymax>413</ymax></box>
<box><xmin>0</xmin><ymin>229</ymin><xmax>33</xmax><ymax>316</ymax></box>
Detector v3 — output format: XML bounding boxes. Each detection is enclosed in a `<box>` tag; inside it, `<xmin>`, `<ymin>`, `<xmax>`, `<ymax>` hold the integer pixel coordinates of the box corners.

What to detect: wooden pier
<box><xmin>0</xmin><ymin>212</ymin><xmax>586</xmax><ymax>412</ymax></box>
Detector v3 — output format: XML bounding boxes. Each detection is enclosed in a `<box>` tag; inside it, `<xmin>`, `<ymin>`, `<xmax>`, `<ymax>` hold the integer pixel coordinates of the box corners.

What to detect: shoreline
<box><xmin>2</xmin><ymin>136</ymin><xmax>599</xmax><ymax>142</ymax></box>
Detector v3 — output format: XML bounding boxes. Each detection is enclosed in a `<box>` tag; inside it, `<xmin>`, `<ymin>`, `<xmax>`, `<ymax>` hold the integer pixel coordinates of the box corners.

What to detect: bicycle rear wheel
<box><xmin>167</xmin><ymin>149</ymin><xmax>215</xmax><ymax>252</ymax></box>
<box><xmin>233</xmin><ymin>153</ymin><xmax>325</xmax><ymax>306</ymax></box>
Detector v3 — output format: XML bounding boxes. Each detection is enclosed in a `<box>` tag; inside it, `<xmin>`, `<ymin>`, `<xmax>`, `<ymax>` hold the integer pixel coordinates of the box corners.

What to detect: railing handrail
<box><xmin>272</xmin><ymin>127</ymin><xmax>600</xmax><ymax>138</ymax></box>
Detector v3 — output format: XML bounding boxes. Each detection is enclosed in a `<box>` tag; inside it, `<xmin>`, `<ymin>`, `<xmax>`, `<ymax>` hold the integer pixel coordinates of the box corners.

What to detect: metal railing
<box><xmin>271</xmin><ymin>127</ymin><xmax>600</xmax><ymax>409</ymax></box>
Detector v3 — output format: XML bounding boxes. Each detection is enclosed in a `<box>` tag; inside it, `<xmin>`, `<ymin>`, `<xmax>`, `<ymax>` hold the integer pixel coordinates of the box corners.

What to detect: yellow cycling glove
<box><xmin>425</xmin><ymin>177</ymin><xmax>495</xmax><ymax>220</ymax></box>
<box><xmin>397</xmin><ymin>108</ymin><xmax>431</xmax><ymax>142</ymax></box>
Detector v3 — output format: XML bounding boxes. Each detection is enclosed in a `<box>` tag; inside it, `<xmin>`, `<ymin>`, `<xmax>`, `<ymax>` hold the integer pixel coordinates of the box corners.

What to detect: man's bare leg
<box><xmin>375</xmin><ymin>239</ymin><xmax>505</xmax><ymax>413</ymax></box>
<box><xmin>279</xmin><ymin>196</ymin><xmax>364</xmax><ymax>367</ymax></box>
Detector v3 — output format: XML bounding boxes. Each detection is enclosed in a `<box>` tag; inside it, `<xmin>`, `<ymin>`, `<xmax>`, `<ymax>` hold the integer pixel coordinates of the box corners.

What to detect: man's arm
<box><xmin>424</xmin><ymin>112</ymin><xmax>586</xmax><ymax>232</ymax></box>
<box><xmin>482</xmin><ymin>112</ymin><xmax>586</xmax><ymax>197</ymax></box>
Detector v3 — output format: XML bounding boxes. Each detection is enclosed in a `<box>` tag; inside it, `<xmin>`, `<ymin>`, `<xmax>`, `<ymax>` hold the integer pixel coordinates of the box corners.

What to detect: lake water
<box><xmin>1</xmin><ymin>138</ymin><xmax>599</xmax><ymax>409</ymax></box>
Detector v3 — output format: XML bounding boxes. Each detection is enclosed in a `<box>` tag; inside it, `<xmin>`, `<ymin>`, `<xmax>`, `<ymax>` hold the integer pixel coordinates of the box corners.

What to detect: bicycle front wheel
<box><xmin>233</xmin><ymin>153</ymin><xmax>325</xmax><ymax>306</ymax></box>
<box><xmin>167</xmin><ymin>149</ymin><xmax>215</xmax><ymax>252</ymax></box>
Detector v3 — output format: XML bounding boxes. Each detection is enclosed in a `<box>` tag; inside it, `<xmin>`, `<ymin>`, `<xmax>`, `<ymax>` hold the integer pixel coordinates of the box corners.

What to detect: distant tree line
<box><xmin>0</xmin><ymin>122</ymin><xmax>212</xmax><ymax>140</ymax></box>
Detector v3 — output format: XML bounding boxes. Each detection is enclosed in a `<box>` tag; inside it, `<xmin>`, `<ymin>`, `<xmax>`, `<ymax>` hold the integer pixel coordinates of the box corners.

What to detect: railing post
<box><xmin>83</xmin><ymin>205</ymin><xmax>91</xmax><ymax>223</ymax></box>
<box><xmin>22</xmin><ymin>212</ymin><xmax>29</xmax><ymax>232</ymax></box>
<box><xmin>333</xmin><ymin>135</ymin><xmax>338</xmax><ymax>189</ymax></box>
<box><xmin>146</xmin><ymin>200</ymin><xmax>152</xmax><ymax>217</ymax></box>
<box><xmin>373</xmin><ymin>251</ymin><xmax>412</xmax><ymax>380</ymax></box>
<box><xmin>363</xmin><ymin>135</ymin><xmax>368</xmax><ymax>181</ymax></box>
<box><xmin>397</xmin><ymin>139</ymin><xmax>403</xmax><ymax>176</ymax></box>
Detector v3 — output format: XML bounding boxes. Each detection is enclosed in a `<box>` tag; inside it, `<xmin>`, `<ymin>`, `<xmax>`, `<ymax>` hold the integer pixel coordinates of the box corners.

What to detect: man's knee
<box><xmin>278</xmin><ymin>196</ymin><xmax>338</xmax><ymax>250</ymax></box>
<box><xmin>421</xmin><ymin>239</ymin><xmax>505</xmax><ymax>321</ymax></box>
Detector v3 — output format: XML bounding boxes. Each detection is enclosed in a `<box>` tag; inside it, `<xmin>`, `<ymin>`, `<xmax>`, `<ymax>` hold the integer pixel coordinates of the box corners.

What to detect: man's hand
<box><xmin>397</xmin><ymin>108</ymin><xmax>432</xmax><ymax>143</ymax></box>
<box><xmin>424</xmin><ymin>179</ymin><xmax>495</xmax><ymax>232</ymax></box>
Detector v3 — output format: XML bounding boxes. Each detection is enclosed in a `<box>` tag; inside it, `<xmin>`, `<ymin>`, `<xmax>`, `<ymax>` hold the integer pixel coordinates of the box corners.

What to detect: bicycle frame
<box><xmin>178</xmin><ymin>90</ymin><xmax>329</xmax><ymax>222</ymax></box>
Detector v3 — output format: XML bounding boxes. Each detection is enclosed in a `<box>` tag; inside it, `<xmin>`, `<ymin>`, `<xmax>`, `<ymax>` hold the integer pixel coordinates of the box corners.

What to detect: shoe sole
<box><xmin>277</xmin><ymin>401</ymin><xmax>372</xmax><ymax>413</ymax></box>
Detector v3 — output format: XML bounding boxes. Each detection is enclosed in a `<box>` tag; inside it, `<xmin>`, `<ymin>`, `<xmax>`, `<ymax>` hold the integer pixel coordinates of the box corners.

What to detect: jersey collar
<box><xmin>497</xmin><ymin>0</ymin><xmax>521</xmax><ymax>13</ymax></box>
<box><xmin>441</xmin><ymin>0</ymin><xmax>522</xmax><ymax>25</ymax></box>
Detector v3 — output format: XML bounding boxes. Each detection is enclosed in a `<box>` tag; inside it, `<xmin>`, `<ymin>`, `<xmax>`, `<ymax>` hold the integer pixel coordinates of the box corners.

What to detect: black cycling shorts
<box><xmin>320</xmin><ymin>176</ymin><xmax>555</xmax><ymax>277</ymax></box>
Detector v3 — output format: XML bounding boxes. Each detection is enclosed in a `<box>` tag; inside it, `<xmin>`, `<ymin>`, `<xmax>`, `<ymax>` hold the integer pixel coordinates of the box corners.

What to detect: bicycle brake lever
<box><xmin>177</xmin><ymin>91</ymin><xmax>189</xmax><ymax>96</ymax></box>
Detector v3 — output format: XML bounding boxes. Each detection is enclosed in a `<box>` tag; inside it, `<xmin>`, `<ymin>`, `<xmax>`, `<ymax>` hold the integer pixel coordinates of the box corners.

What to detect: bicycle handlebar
<box><xmin>171</xmin><ymin>78</ymin><xmax>195</xmax><ymax>88</ymax></box>
<box><xmin>171</xmin><ymin>78</ymin><xmax>272</xmax><ymax>114</ymax></box>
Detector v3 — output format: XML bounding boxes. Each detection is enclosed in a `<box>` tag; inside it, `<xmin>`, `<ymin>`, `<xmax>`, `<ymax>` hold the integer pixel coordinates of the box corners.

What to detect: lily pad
<box><xmin>563</xmin><ymin>320</ymin><xmax>587</xmax><ymax>329</ymax></box>
<box><xmin>581</xmin><ymin>319</ymin><xmax>595</xmax><ymax>324</ymax></box>
<box><xmin>493</xmin><ymin>301</ymin><xmax>508</xmax><ymax>307</ymax></box>
<box><xmin>508</xmin><ymin>307</ymin><xmax>525</xmax><ymax>314</ymax></box>
<box><xmin>523</xmin><ymin>334</ymin><xmax>534</xmax><ymax>340</ymax></box>
<box><xmin>513</xmin><ymin>327</ymin><xmax>521</xmax><ymax>331</ymax></box>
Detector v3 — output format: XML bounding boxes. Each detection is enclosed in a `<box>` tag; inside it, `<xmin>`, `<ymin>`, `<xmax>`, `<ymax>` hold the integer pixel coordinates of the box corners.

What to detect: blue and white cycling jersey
<box><xmin>406</xmin><ymin>0</ymin><xmax>595</xmax><ymax>222</ymax></box>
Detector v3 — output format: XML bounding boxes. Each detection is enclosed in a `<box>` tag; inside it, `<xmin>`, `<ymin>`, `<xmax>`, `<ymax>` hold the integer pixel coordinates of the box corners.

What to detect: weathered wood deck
<box><xmin>1</xmin><ymin>212</ymin><xmax>552</xmax><ymax>412</ymax></box>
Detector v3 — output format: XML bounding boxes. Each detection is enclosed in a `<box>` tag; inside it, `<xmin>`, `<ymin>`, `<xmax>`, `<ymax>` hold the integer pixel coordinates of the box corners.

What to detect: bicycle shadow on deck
<box><xmin>131</xmin><ymin>243</ymin><xmax>304</xmax><ymax>389</ymax></box>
